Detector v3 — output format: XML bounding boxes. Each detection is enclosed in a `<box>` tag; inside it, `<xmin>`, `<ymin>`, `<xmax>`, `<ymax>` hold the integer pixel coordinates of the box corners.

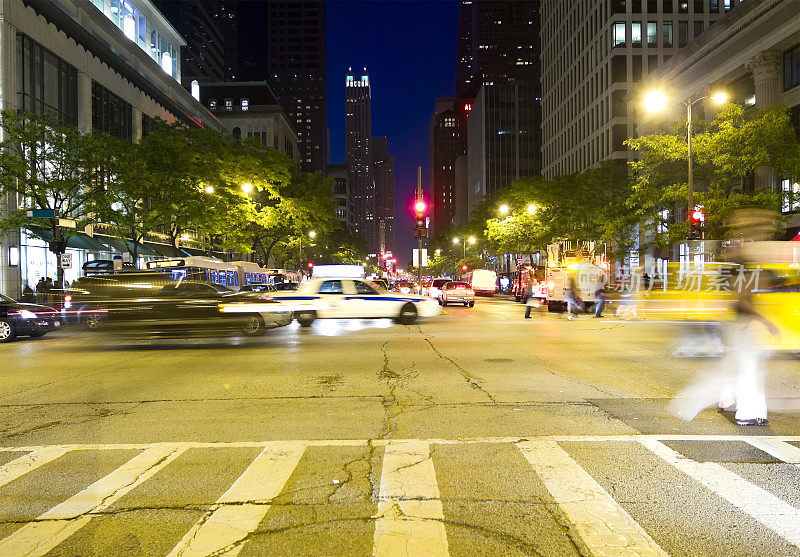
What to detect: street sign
<box><xmin>59</xmin><ymin>253</ymin><xmax>72</xmax><ymax>269</ymax></box>
<box><xmin>412</xmin><ymin>249</ymin><xmax>428</xmax><ymax>267</ymax></box>
<box><xmin>58</xmin><ymin>218</ymin><xmax>77</xmax><ymax>229</ymax></box>
<box><xmin>516</xmin><ymin>257</ymin><xmax>523</xmax><ymax>266</ymax></box>
<box><xmin>25</xmin><ymin>209</ymin><xmax>55</xmax><ymax>218</ymax></box>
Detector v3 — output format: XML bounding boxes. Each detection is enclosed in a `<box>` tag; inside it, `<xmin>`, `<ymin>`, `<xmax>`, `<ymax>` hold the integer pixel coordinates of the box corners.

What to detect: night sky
<box><xmin>326</xmin><ymin>0</ymin><xmax>458</xmax><ymax>266</ymax></box>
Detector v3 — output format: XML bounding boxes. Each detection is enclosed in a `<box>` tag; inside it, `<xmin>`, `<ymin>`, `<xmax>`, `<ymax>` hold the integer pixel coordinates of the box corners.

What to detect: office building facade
<box><xmin>325</xmin><ymin>164</ymin><xmax>354</xmax><ymax>228</ymax></box>
<box><xmin>541</xmin><ymin>0</ymin><xmax>736</xmax><ymax>178</ymax></box>
<box><xmin>345</xmin><ymin>68</ymin><xmax>375</xmax><ymax>253</ymax></box>
<box><xmin>371</xmin><ymin>137</ymin><xmax>395</xmax><ymax>255</ymax></box>
<box><xmin>267</xmin><ymin>0</ymin><xmax>327</xmax><ymax>173</ymax></box>
<box><xmin>0</xmin><ymin>0</ymin><xmax>221</xmax><ymax>297</ymax></box>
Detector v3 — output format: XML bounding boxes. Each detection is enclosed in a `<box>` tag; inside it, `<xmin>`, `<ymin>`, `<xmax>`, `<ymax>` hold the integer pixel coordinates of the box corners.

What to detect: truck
<box><xmin>544</xmin><ymin>241</ymin><xmax>609</xmax><ymax>312</ymax></box>
<box><xmin>465</xmin><ymin>269</ymin><xmax>498</xmax><ymax>296</ymax></box>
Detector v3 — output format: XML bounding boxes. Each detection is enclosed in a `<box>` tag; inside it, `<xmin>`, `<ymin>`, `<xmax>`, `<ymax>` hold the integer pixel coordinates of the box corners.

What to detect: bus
<box><xmin>145</xmin><ymin>257</ymin><xmax>241</xmax><ymax>290</ymax></box>
<box><xmin>231</xmin><ymin>261</ymin><xmax>269</xmax><ymax>287</ymax></box>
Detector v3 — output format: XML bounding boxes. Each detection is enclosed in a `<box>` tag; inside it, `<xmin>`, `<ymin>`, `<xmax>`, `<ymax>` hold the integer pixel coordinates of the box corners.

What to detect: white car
<box><xmin>426</xmin><ymin>277</ymin><xmax>452</xmax><ymax>299</ymax></box>
<box><xmin>271</xmin><ymin>278</ymin><xmax>441</xmax><ymax>326</ymax></box>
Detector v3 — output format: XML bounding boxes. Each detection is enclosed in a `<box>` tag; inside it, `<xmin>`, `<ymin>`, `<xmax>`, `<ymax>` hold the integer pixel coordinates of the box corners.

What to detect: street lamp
<box><xmin>299</xmin><ymin>230</ymin><xmax>317</xmax><ymax>268</ymax></box>
<box><xmin>527</xmin><ymin>204</ymin><xmax>537</xmax><ymax>214</ymax></box>
<box><xmin>242</xmin><ymin>182</ymin><xmax>253</xmax><ymax>194</ymax></box>
<box><xmin>204</xmin><ymin>185</ymin><xmax>214</xmax><ymax>194</ymax></box>
<box><xmin>644</xmin><ymin>90</ymin><xmax>728</xmax><ymax>238</ymax></box>
<box><xmin>499</xmin><ymin>204</ymin><xmax>510</xmax><ymax>215</ymax></box>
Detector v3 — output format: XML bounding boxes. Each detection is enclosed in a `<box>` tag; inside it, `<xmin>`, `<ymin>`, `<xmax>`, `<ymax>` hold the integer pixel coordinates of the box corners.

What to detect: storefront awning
<box><xmin>180</xmin><ymin>246</ymin><xmax>208</xmax><ymax>256</ymax></box>
<box><xmin>67</xmin><ymin>233</ymin><xmax>110</xmax><ymax>252</ymax></box>
<box><xmin>146</xmin><ymin>242</ymin><xmax>186</xmax><ymax>258</ymax></box>
<box><xmin>94</xmin><ymin>235</ymin><xmax>129</xmax><ymax>253</ymax></box>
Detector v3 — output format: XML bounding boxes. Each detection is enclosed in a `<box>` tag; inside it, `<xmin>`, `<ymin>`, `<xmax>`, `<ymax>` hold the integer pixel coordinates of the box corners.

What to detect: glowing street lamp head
<box><xmin>308</xmin><ymin>230</ymin><xmax>317</xmax><ymax>239</ymax></box>
<box><xmin>242</xmin><ymin>182</ymin><xmax>253</xmax><ymax>193</ymax></box>
<box><xmin>644</xmin><ymin>90</ymin><xmax>667</xmax><ymax>113</ymax></box>
<box><xmin>468</xmin><ymin>236</ymin><xmax>476</xmax><ymax>245</ymax></box>
<box><xmin>710</xmin><ymin>92</ymin><xmax>728</xmax><ymax>105</ymax></box>
<box><xmin>499</xmin><ymin>204</ymin><xmax>510</xmax><ymax>215</ymax></box>
<box><xmin>452</xmin><ymin>237</ymin><xmax>460</xmax><ymax>244</ymax></box>
<box><xmin>527</xmin><ymin>204</ymin><xmax>537</xmax><ymax>214</ymax></box>
<box><xmin>204</xmin><ymin>185</ymin><xmax>214</xmax><ymax>194</ymax></box>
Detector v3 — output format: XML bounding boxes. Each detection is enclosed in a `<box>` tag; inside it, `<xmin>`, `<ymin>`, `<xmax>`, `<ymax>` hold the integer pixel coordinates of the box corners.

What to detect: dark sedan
<box><xmin>0</xmin><ymin>293</ymin><xmax>62</xmax><ymax>343</ymax></box>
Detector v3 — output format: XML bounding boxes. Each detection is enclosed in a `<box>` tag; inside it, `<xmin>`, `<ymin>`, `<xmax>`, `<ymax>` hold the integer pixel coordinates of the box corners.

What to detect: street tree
<box><xmin>0</xmin><ymin>111</ymin><xmax>103</xmax><ymax>286</ymax></box>
<box><xmin>627</xmin><ymin>104</ymin><xmax>800</xmax><ymax>247</ymax></box>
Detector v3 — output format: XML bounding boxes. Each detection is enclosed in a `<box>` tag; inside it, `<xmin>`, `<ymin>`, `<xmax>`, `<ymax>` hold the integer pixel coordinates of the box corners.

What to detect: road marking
<box><xmin>638</xmin><ymin>438</ymin><xmax>800</xmax><ymax>547</ymax></box>
<box><xmin>0</xmin><ymin>446</ymin><xmax>71</xmax><ymax>488</ymax></box>
<box><xmin>0</xmin><ymin>444</ymin><xmax>185</xmax><ymax>557</ymax></box>
<box><xmin>373</xmin><ymin>441</ymin><xmax>449</xmax><ymax>557</ymax></box>
<box><xmin>745</xmin><ymin>438</ymin><xmax>800</xmax><ymax>466</ymax></box>
<box><xmin>517</xmin><ymin>440</ymin><xmax>668</xmax><ymax>556</ymax></box>
<box><xmin>167</xmin><ymin>441</ymin><xmax>306</xmax><ymax>557</ymax></box>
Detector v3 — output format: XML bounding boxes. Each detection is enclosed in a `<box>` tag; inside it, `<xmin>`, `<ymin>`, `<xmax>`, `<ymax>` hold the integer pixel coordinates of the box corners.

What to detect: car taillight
<box><xmin>64</xmin><ymin>295</ymin><xmax>72</xmax><ymax>302</ymax></box>
<box><xmin>260</xmin><ymin>294</ymin><xmax>272</xmax><ymax>301</ymax></box>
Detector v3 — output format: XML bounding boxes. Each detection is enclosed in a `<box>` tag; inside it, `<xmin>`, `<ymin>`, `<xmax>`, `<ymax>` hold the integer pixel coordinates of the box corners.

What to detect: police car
<box><xmin>271</xmin><ymin>278</ymin><xmax>440</xmax><ymax>326</ymax></box>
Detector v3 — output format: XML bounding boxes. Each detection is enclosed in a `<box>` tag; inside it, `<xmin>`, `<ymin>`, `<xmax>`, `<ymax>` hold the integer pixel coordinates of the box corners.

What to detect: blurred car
<box><xmin>271</xmin><ymin>282</ymin><xmax>299</xmax><ymax>291</ymax></box>
<box><xmin>0</xmin><ymin>293</ymin><xmax>62</xmax><ymax>343</ymax></box>
<box><xmin>69</xmin><ymin>274</ymin><xmax>291</xmax><ymax>336</ymax></box>
<box><xmin>426</xmin><ymin>277</ymin><xmax>452</xmax><ymax>299</ymax></box>
<box><xmin>393</xmin><ymin>280</ymin><xmax>414</xmax><ymax>294</ymax></box>
<box><xmin>438</xmin><ymin>281</ymin><xmax>475</xmax><ymax>307</ymax></box>
<box><xmin>271</xmin><ymin>277</ymin><xmax>440</xmax><ymax>326</ymax></box>
<box><xmin>371</xmin><ymin>278</ymin><xmax>390</xmax><ymax>291</ymax></box>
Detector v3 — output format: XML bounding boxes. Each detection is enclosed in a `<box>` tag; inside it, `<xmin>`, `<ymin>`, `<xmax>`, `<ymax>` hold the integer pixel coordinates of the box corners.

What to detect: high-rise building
<box><xmin>345</xmin><ymin>68</ymin><xmax>375</xmax><ymax>253</ymax></box>
<box><xmin>267</xmin><ymin>0</ymin><xmax>327</xmax><ymax>173</ymax></box>
<box><xmin>371</xmin><ymin>137</ymin><xmax>395</xmax><ymax>255</ymax></box>
<box><xmin>455</xmin><ymin>0</ymin><xmax>541</xmax><ymax>94</ymax></box>
<box><xmin>541</xmin><ymin>0</ymin><xmax>734</xmax><ymax>178</ymax></box>
<box><xmin>429</xmin><ymin>97</ymin><xmax>473</xmax><ymax>235</ymax></box>
<box><xmin>325</xmin><ymin>165</ymin><xmax>354</xmax><ymax>229</ymax></box>
<box><xmin>151</xmin><ymin>0</ymin><xmax>226</xmax><ymax>89</ymax></box>
<box><xmin>467</xmin><ymin>82</ymin><xmax>541</xmax><ymax>214</ymax></box>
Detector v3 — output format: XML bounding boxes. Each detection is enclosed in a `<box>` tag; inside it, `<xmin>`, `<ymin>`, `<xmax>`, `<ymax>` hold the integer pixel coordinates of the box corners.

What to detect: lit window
<box><xmin>225</xmin><ymin>99</ymin><xmax>232</xmax><ymax>111</ymax></box>
<box><xmin>613</xmin><ymin>22</ymin><xmax>626</xmax><ymax>47</ymax></box>
<box><xmin>209</xmin><ymin>99</ymin><xmax>217</xmax><ymax>110</ymax></box>
<box><xmin>241</xmin><ymin>98</ymin><xmax>249</xmax><ymax>111</ymax></box>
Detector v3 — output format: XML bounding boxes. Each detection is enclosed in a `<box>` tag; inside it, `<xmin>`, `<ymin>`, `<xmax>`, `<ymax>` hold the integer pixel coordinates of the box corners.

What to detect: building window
<box><xmin>663</xmin><ymin>0</ymin><xmax>673</xmax><ymax>12</ymax></box>
<box><xmin>678</xmin><ymin>0</ymin><xmax>689</xmax><ymax>12</ymax></box>
<box><xmin>647</xmin><ymin>0</ymin><xmax>657</xmax><ymax>11</ymax></box>
<box><xmin>783</xmin><ymin>44</ymin><xmax>800</xmax><ymax>91</ymax></box>
<box><xmin>710</xmin><ymin>0</ymin><xmax>719</xmax><ymax>12</ymax></box>
<box><xmin>694</xmin><ymin>0</ymin><xmax>704</xmax><ymax>12</ymax></box>
<box><xmin>663</xmin><ymin>22</ymin><xmax>674</xmax><ymax>47</ymax></box>
<box><xmin>241</xmin><ymin>98</ymin><xmax>249</xmax><ymax>111</ymax></box>
<box><xmin>16</xmin><ymin>34</ymin><xmax>78</xmax><ymax>126</ymax></box>
<box><xmin>613</xmin><ymin>22</ymin><xmax>626</xmax><ymax>48</ymax></box>
<box><xmin>632</xmin><ymin>0</ymin><xmax>642</xmax><ymax>13</ymax></box>
<box><xmin>678</xmin><ymin>21</ymin><xmax>688</xmax><ymax>47</ymax></box>
<box><xmin>694</xmin><ymin>21</ymin><xmax>704</xmax><ymax>38</ymax></box>
<box><xmin>232</xmin><ymin>127</ymin><xmax>241</xmax><ymax>141</ymax></box>
<box><xmin>782</xmin><ymin>178</ymin><xmax>799</xmax><ymax>213</ymax></box>
<box><xmin>225</xmin><ymin>99</ymin><xmax>233</xmax><ymax>111</ymax></box>
<box><xmin>612</xmin><ymin>0</ymin><xmax>626</xmax><ymax>14</ymax></box>
<box><xmin>91</xmin><ymin>81</ymin><xmax>132</xmax><ymax>140</ymax></box>
<box><xmin>632</xmin><ymin>22</ymin><xmax>642</xmax><ymax>46</ymax></box>
<box><xmin>209</xmin><ymin>99</ymin><xmax>217</xmax><ymax>110</ymax></box>
<box><xmin>724</xmin><ymin>0</ymin><xmax>732</xmax><ymax>11</ymax></box>
<box><xmin>647</xmin><ymin>22</ymin><xmax>657</xmax><ymax>46</ymax></box>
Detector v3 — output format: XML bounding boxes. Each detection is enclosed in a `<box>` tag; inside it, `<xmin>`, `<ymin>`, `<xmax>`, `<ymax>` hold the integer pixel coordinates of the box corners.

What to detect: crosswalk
<box><xmin>0</xmin><ymin>435</ymin><xmax>799</xmax><ymax>556</ymax></box>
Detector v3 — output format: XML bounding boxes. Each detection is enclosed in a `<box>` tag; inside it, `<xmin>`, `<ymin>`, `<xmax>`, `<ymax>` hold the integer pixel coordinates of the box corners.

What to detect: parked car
<box><xmin>0</xmin><ymin>293</ymin><xmax>62</xmax><ymax>343</ymax></box>
<box><xmin>438</xmin><ymin>281</ymin><xmax>475</xmax><ymax>307</ymax></box>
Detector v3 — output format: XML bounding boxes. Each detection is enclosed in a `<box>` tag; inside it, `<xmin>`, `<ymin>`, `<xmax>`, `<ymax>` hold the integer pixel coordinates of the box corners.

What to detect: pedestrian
<box><xmin>566</xmin><ymin>275</ymin><xmax>581</xmax><ymax>320</ymax></box>
<box><xmin>22</xmin><ymin>283</ymin><xmax>34</xmax><ymax>303</ymax></box>
<box><xmin>523</xmin><ymin>274</ymin><xmax>535</xmax><ymax>319</ymax></box>
<box><xmin>643</xmin><ymin>272</ymin><xmax>651</xmax><ymax>290</ymax></box>
<box><xmin>593</xmin><ymin>285</ymin><xmax>605</xmax><ymax>318</ymax></box>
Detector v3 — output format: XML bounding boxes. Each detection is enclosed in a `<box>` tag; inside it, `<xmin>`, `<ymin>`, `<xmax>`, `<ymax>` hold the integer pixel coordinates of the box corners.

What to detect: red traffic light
<box><xmin>414</xmin><ymin>200</ymin><xmax>427</xmax><ymax>214</ymax></box>
<box><xmin>462</xmin><ymin>265</ymin><xmax>468</xmax><ymax>271</ymax></box>
<box><xmin>691</xmin><ymin>210</ymin><xmax>704</xmax><ymax>222</ymax></box>
<box><xmin>307</xmin><ymin>262</ymin><xmax>314</xmax><ymax>268</ymax></box>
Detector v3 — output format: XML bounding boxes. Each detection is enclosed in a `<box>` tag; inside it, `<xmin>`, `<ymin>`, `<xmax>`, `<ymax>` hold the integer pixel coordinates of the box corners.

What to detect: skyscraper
<box><xmin>345</xmin><ymin>68</ymin><xmax>375</xmax><ymax>253</ymax></box>
<box><xmin>540</xmin><ymin>0</ymin><xmax>733</xmax><ymax>178</ymax></box>
<box><xmin>151</xmin><ymin>0</ymin><xmax>226</xmax><ymax>88</ymax></box>
<box><xmin>455</xmin><ymin>0</ymin><xmax>541</xmax><ymax>92</ymax></box>
<box><xmin>267</xmin><ymin>0</ymin><xmax>327</xmax><ymax>173</ymax></box>
<box><xmin>371</xmin><ymin>137</ymin><xmax>395</xmax><ymax>255</ymax></box>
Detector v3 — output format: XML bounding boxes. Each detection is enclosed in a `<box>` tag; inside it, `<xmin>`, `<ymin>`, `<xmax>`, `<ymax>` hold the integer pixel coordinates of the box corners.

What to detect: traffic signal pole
<box><xmin>417</xmin><ymin>166</ymin><xmax>422</xmax><ymax>290</ymax></box>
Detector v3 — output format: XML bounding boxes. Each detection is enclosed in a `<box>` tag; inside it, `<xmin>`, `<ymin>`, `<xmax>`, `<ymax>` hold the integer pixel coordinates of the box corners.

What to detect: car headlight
<box><xmin>19</xmin><ymin>310</ymin><xmax>37</xmax><ymax>319</ymax></box>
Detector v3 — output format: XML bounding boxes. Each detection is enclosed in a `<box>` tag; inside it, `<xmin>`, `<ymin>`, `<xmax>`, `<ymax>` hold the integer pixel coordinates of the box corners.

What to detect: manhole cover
<box><xmin>485</xmin><ymin>358</ymin><xmax>513</xmax><ymax>363</ymax></box>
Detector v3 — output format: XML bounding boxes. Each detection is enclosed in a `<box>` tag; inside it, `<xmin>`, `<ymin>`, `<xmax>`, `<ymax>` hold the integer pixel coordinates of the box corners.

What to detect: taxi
<box><xmin>270</xmin><ymin>277</ymin><xmax>440</xmax><ymax>326</ymax></box>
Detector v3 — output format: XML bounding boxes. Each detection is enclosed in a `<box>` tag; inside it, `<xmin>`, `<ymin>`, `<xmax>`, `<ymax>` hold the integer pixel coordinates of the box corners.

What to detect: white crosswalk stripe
<box><xmin>1</xmin><ymin>435</ymin><xmax>799</xmax><ymax>556</ymax></box>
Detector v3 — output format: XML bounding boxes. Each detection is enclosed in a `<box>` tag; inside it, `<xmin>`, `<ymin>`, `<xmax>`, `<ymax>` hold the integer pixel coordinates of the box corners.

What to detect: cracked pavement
<box><xmin>1</xmin><ymin>297</ymin><xmax>799</xmax><ymax>555</ymax></box>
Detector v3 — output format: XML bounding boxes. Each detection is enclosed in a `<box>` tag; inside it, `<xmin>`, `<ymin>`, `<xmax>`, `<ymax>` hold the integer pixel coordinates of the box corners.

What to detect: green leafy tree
<box><xmin>0</xmin><ymin>111</ymin><xmax>103</xmax><ymax>286</ymax></box>
<box><xmin>627</xmin><ymin>104</ymin><xmax>800</xmax><ymax>248</ymax></box>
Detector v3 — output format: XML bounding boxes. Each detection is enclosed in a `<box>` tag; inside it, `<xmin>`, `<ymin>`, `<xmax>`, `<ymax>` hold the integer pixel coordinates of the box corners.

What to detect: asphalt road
<box><xmin>1</xmin><ymin>296</ymin><xmax>799</xmax><ymax>556</ymax></box>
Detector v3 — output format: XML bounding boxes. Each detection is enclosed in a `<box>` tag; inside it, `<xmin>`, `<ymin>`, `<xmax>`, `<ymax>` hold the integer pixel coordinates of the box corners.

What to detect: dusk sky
<box><xmin>326</xmin><ymin>0</ymin><xmax>458</xmax><ymax>265</ymax></box>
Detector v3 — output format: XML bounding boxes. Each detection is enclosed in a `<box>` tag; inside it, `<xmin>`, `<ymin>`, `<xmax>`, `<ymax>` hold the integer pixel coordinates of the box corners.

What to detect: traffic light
<box><xmin>689</xmin><ymin>209</ymin><xmax>705</xmax><ymax>239</ymax></box>
<box><xmin>462</xmin><ymin>265</ymin><xmax>468</xmax><ymax>271</ymax></box>
<box><xmin>307</xmin><ymin>261</ymin><xmax>314</xmax><ymax>269</ymax></box>
<box><xmin>413</xmin><ymin>199</ymin><xmax>428</xmax><ymax>238</ymax></box>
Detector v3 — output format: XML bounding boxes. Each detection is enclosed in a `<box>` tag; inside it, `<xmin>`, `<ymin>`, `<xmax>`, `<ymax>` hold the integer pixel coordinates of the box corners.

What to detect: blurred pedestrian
<box><xmin>523</xmin><ymin>275</ymin><xmax>535</xmax><ymax>319</ymax></box>
<box><xmin>593</xmin><ymin>285</ymin><xmax>605</xmax><ymax>318</ymax></box>
<box><xmin>22</xmin><ymin>283</ymin><xmax>34</xmax><ymax>303</ymax></box>
<box><xmin>566</xmin><ymin>275</ymin><xmax>580</xmax><ymax>320</ymax></box>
